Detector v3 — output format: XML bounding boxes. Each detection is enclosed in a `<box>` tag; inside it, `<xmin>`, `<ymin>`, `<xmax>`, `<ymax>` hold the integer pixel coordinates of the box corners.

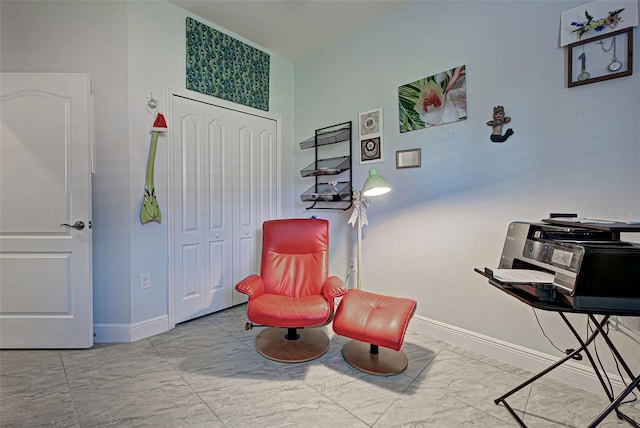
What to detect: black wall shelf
<box><xmin>300</xmin><ymin>121</ymin><xmax>352</xmax><ymax>210</ymax></box>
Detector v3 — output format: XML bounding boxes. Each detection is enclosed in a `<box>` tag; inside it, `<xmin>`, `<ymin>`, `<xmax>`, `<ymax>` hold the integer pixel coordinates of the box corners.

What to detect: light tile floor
<box><xmin>1</xmin><ymin>304</ymin><xmax>638</xmax><ymax>427</ymax></box>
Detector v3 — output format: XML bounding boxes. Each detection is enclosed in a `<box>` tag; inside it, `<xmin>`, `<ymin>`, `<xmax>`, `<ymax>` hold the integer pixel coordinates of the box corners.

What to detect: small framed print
<box><xmin>360</xmin><ymin>137</ymin><xmax>381</xmax><ymax>163</ymax></box>
<box><xmin>396</xmin><ymin>148</ymin><xmax>421</xmax><ymax>169</ymax></box>
<box><xmin>359</xmin><ymin>107</ymin><xmax>383</xmax><ymax>164</ymax></box>
<box><xmin>360</xmin><ymin>108</ymin><xmax>381</xmax><ymax>135</ymax></box>
<box><xmin>568</xmin><ymin>27</ymin><xmax>633</xmax><ymax>88</ymax></box>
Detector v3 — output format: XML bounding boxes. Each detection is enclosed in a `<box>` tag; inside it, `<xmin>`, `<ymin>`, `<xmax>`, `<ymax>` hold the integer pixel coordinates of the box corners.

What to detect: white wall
<box><xmin>1</xmin><ymin>0</ymin><xmax>296</xmax><ymax>336</ymax></box>
<box><xmin>294</xmin><ymin>0</ymin><xmax>640</xmax><ymax>378</ymax></box>
<box><xmin>1</xmin><ymin>0</ymin><xmax>133</xmax><ymax>325</ymax></box>
<box><xmin>125</xmin><ymin>1</ymin><xmax>295</xmax><ymax>326</ymax></box>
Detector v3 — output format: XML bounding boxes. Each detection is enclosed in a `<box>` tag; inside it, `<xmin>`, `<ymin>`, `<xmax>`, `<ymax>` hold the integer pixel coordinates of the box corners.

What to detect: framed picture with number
<box><xmin>568</xmin><ymin>27</ymin><xmax>633</xmax><ymax>88</ymax></box>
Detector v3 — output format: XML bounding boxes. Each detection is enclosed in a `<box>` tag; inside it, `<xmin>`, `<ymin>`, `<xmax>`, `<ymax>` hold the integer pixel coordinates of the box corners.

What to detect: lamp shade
<box><xmin>361</xmin><ymin>168</ymin><xmax>391</xmax><ymax>197</ymax></box>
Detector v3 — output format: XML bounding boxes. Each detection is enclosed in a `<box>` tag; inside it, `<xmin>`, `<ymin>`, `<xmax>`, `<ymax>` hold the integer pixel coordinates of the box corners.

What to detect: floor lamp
<box><xmin>349</xmin><ymin>168</ymin><xmax>391</xmax><ymax>290</ymax></box>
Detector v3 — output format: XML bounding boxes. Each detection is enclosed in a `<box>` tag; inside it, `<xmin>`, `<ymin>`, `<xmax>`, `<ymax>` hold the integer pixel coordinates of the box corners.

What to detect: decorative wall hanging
<box><xmin>486</xmin><ymin>106</ymin><xmax>514</xmax><ymax>143</ymax></box>
<box><xmin>359</xmin><ymin>107</ymin><xmax>383</xmax><ymax>164</ymax></box>
<box><xmin>146</xmin><ymin>92</ymin><xmax>158</xmax><ymax>114</ymax></box>
<box><xmin>396</xmin><ymin>149</ymin><xmax>421</xmax><ymax>169</ymax></box>
<box><xmin>560</xmin><ymin>0</ymin><xmax>637</xmax><ymax>47</ymax></box>
<box><xmin>571</xmin><ymin>8</ymin><xmax>625</xmax><ymax>39</ymax></box>
<box><xmin>140</xmin><ymin>113</ymin><xmax>167</xmax><ymax>224</ymax></box>
<box><xmin>568</xmin><ymin>27</ymin><xmax>633</xmax><ymax>87</ymax></box>
<box><xmin>399</xmin><ymin>65</ymin><xmax>467</xmax><ymax>133</ymax></box>
<box><xmin>186</xmin><ymin>17</ymin><xmax>270</xmax><ymax>111</ymax></box>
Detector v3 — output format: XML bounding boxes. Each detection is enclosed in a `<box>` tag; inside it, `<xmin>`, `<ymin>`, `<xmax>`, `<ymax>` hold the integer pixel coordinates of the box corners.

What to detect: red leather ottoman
<box><xmin>333</xmin><ymin>289</ymin><xmax>417</xmax><ymax>375</ymax></box>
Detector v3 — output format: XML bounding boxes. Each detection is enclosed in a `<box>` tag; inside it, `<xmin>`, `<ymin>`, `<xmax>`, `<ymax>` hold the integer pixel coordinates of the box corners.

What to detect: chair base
<box><xmin>255</xmin><ymin>327</ymin><xmax>329</xmax><ymax>363</ymax></box>
<box><xmin>342</xmin><ymin>340</ymin><xmax>408</xmax><ymax>376</ymax></box>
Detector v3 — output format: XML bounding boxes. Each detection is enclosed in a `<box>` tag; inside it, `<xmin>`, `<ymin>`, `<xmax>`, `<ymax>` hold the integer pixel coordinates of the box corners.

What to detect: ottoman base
<box><xmin>342</xmin><ymin>340</ymin><xmax>408</xmax><ymax>376</ymax></box>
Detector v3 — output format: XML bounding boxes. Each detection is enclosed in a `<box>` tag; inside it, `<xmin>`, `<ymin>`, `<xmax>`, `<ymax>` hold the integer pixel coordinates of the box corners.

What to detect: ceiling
<box><xmin>168</xmin><ymin>0</ymin><xmax>410</xmax><ymax>60</ymax></box>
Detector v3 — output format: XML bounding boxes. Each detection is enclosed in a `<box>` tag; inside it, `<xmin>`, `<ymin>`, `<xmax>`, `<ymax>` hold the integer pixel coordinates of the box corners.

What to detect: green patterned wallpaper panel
<box><xmin>186</xmin><ymin>17</ymin><xmax>270</xmax><ymax>111</ymax></box>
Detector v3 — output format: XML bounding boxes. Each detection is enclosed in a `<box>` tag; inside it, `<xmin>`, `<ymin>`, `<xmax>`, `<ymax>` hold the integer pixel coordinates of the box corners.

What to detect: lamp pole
<box><xmin>350</xmin><ymin>168</ymin><xmax>391</xmax><ymax>291</ymax></box>
<box><xmin>357</xmin><ymin>193</ymin><xmax>363</xmax><ymax>290</ymax></box>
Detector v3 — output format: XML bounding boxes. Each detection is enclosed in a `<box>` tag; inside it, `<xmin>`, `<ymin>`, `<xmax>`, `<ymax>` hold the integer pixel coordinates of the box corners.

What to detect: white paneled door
<box><xmin>169</xmin><ymin>93</ymin><xmax>279</xmax><ymax>324</ymax></box>
<box><xmin>231</xmin><ymin>112</ymin><xmax>279</xmax><ymax>306</ymax></box>
<box><xmin>0</xmin><ymin>73</ymin><xmax>93</xmax><ymax>348</ymax></box>
<box><xmin>170</xmin><ymin>96</ymin><xmax>234</xmax><ymax>323</ymax></box>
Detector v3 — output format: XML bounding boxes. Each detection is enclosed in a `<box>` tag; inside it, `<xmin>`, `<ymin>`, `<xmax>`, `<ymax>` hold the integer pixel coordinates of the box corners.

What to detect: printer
<box><xmin>494</xmin><ymin>219</ymin><xmax>640</xmax><ymax>314</ymax></box>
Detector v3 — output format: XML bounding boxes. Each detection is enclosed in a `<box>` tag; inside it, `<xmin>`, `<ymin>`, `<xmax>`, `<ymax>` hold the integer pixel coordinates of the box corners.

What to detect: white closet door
<box><xmin>170</xmin><ymin>92</ymin><xmax>280</xmax><ymax>322</ymax></box>
<box><xmin>170</xmin><ymin>96</ymin><xmax>233</xmax><ymax>323</ymax></box>
<box><xmin>231</xmin><ymin>113</ymin><xmax>278</xmax><ymax>305</ymax></box>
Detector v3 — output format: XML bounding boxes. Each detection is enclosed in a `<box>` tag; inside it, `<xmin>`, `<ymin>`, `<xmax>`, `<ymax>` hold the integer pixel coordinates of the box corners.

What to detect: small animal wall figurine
<box><xmin>486</xmin><ymin>105</ymin><xmax>514</xmax><ymax>143</ymax></box>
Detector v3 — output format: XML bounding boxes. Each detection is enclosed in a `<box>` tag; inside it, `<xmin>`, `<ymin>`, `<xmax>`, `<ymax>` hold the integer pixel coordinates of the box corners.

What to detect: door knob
<box><xmin>60</xmin><ymin>221</ymin><xmax>85</xmax><ymax>230</ymax></box>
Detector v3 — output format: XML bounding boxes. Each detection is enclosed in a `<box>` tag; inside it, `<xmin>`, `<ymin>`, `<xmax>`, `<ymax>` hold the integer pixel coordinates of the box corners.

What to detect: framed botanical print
<box><xmin>398</xmin><ymin>65</ymin><xmax>467</xmax><ymax>133</ymax></box>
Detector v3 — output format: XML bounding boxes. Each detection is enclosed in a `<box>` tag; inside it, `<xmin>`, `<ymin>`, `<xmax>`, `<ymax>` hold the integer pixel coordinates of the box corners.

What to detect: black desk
<box><xmin>474</xmin><ymin>268</ymin><xmax>640</xmax><ymax>427</ymax></box>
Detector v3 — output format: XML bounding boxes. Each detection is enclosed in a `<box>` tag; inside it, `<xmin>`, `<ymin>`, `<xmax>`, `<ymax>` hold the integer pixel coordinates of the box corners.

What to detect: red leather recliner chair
<box><xmin>235</xmin><ymin>218</ymin><xmax>347</xmax><ymax>362</ymax></box>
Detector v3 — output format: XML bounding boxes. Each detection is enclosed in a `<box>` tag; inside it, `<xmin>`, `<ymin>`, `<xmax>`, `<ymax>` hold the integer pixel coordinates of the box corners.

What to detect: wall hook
<box><xmin>146</xmin><ymin>93</ymin><xmax>158</xmax><ymax>114</ymax></box>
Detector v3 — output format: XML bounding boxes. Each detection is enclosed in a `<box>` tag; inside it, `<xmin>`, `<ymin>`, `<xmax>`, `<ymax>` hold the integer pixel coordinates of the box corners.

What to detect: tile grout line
<box><xmin>368</xmin><ymin>345</ymin><xmax>444</xmax><ymax>427</ymax></box>
<box><xmin>59</xmin><ymin>350</ymin><xmax>82</xmax><ymax>427</ymax></box>
<box><xmin>146</xmin><ymin>336</ymin><xmax>226</xmax><ymax>426</ymax></box>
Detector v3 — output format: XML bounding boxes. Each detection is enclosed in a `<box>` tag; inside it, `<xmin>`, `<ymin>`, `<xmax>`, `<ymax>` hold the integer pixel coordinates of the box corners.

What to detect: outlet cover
<box><xmin>140</xmin><ymin>272</ymin><xmax>151</xmax><ymax>290</ymax></box>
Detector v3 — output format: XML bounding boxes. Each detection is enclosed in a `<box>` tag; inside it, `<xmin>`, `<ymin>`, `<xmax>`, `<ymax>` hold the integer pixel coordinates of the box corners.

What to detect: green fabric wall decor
<box><xmin>186</xmin><ymin>17</ymin><xmax>270</xmax><ymax>111</ymax></box>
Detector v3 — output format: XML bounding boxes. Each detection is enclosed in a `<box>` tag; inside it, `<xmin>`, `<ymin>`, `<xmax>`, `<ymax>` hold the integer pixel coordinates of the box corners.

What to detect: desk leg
<box><xmin>496</xmin><ymin>313</ymin><xmax>638</xmax><ymax>427</ymax></box>
<box><xmin>495</xmin><ymin>314</ymin><xmax>604</xmax><ymax>400</ymax></box>
<box><xmin>494</xmin><ymin>397</ymin><xmax>527</xmax><ymax>427</ymax></box>
<box><xmin>586</xmin><ymin>314</ymin><xmax>640</xmax><ymax>427</ymax></box>
<box><xmin>494</xmin><ymin>314</ymin><xmax>610</xmax><ymax>427</ymax></box>
<box><xmin>560</xmin><ymin>314</ymin><xmax>616</xmax><ymax>402</ymax></box>
<box><xmin>494</xmin><ymin>335</ymin><xmax>600</xmax><ymax>427</ymax></box>
<box><xmin>589</xmin><ymin>314</ymin><xmax>640</xmax><ymax>394</ymax></box>
<box><xmin>588</xmin><ymin>375</ymin><xmax>640</xmax><ymax>428</ymax></box>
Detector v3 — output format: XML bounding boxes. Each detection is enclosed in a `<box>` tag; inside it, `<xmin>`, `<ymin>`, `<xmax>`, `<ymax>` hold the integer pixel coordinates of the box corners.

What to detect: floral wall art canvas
<box><xmin>398</xmin><ymin>65</ymin><xmax>467</xmax><ymax>133</ymax></box>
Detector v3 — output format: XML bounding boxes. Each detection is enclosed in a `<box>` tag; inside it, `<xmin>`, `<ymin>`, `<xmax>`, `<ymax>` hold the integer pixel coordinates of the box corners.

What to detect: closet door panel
<box><xmin>238</xmin><ymin>126</ymin><xmax>255</xmax><ymax>229</ymax></box>
<box><xmin>180</xmin><ymin>244</ymin><xmax>200</xmax><ymax>299</ymax></box>
<box><xmin>232</xmin><ymin>124</ymin><xmax>255</xmax><ymax>305</ymax></box>
<box><xmin>231</xmin><ymin>113</ymin><xmax>278</xmax><ymax>305</ymax></box>
<box><xmin>208</xmin><ymin>120</ymin><xmax>225</xmax><ymax>230</ymax></box>
<box><xmin>207</xmin><ymin>240</ymin><xmax>224</xmax><ymax>305</ymax></box>
<box><xmin>171</xmin><ymin>97</ymin><xmax>205</xmax><ymax>323</ymax></box>
<box><xmin>203</xmin><ymin>107</ymin><xmax>233</xmax><ymax>313</ymax></box>
<box><xmin>255</xmin><ymin>125</ymin><xmax>278</xmax><ymax>226</ymax></box>
<box><xmin>181</xmin><ymin>117</ymin><xmax>201</xmax><ymax>232</ymax></box>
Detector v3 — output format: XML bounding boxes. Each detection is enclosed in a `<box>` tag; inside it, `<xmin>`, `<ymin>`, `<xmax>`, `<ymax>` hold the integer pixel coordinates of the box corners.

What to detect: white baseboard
<box><xmin>93</xmin><ymin>315</ymin><xmax>169</xmax><ymax>343</ymax></box>
<box><xmin>409</xmin><ymin>314</ymin><xmax>626</xmax><ymax>395</ymax></box>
